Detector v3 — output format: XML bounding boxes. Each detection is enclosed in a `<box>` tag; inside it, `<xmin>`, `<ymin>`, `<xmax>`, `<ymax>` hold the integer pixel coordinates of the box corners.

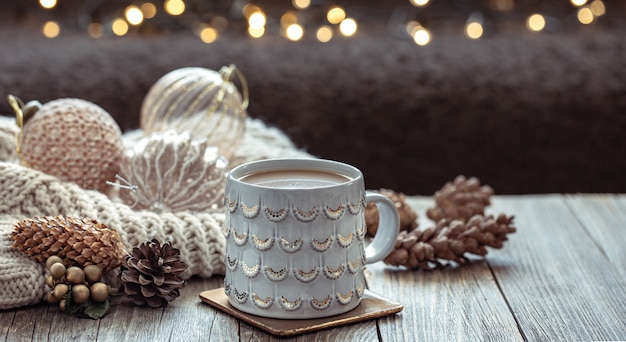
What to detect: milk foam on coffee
<box><xmin>239</xmin><ymin>169</ymin><xmax>351</xmax><ymax>188</ymax></box>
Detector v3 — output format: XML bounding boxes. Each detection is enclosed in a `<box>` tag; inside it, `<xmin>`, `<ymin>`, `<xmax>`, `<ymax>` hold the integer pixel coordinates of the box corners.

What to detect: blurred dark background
<box><xmin>1</xmin><ymin>0</ymin><xmax>625</xmax><ymax>195</ymax></box>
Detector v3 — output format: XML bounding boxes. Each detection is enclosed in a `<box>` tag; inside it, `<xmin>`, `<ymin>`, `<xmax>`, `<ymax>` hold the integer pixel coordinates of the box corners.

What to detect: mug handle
<box><xmin>364</xmin><ymin>191</ymin><xmax>401</xmax><ymax>264</ymax></box>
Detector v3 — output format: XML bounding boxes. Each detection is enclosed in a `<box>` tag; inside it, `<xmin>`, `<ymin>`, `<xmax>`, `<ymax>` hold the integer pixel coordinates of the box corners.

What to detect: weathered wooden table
<box><xmin>2</xmin><ymin>194</ymin><xmax>625</xmax><ymax>341</ymax></box>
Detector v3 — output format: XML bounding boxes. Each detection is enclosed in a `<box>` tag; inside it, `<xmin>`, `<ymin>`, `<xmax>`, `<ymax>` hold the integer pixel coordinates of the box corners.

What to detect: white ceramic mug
<box><xmin>223</xmin><ymin>158</ymin><xmax>400</xmax><ymax>319</ymax></box>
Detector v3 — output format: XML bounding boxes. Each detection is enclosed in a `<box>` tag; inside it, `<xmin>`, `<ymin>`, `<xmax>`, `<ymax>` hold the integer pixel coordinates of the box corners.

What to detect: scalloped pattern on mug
<box><xmin>336</xmin><ymin>290</ymin><xmax>355</xmax><ymax>305</ymax></box>
<box><xmin>278</xmin><ymin>237</ymin><xmax>302</xmax><ymax>253</ymax></box>
<box><xmin>347</xmin><ymin>258</ymin><xmax>362</xmax><ymax>274</ymax></box>
<box><xmin>356</xmin><ymin>224</ymin><xmax>366</xmax><ymax>241</ymax></box>
<box><xmin>241</xmin><ymin>261</ymin><xmax>260</xmax><ymax>278</ymax></box>
<box><xmin>252</xmin><ymin>235</ymin><xmax>274</xmax><ymax>251</ymax></box>
<box><xmin>323</xmin><ymin>204</ymin><xmax>345</xmax><ymax>220</ymax></box>
<box><xmin>224</xmin><ymin>281</ymin><xmax>231</xmax><ymax>296</ymax></box>
<box><xmin>348</xmin><ymin>194</ymin><xmax>364</xmax><ymax>215</ymax></box>
<box><xmin>293</xmin><ymin>206</ymin><xmax>319</xmax><ymax>222</ymax></box>
<box><xmin>356</xmin><ymin>282</ymin><xmax>366</xmax><ymax>298</ymax></box>
<box><xmin>241</xmin><ymin>202</ymin><xmax>260</xmax><ymax>218</ymax></box>
<box><xmin>226</xmin><ymin>254</ymin><xmax>238</xmax><ymax>271</ymax></box>
<box><xmin>337</xmin><ymin>232</ymin><xmax>354</xmax><ymax>248</ymax></box>
<box><xmin>278</xmin><ymin>296</ymin><xmax>302</xmax><ymax>311</ymax></box>
<box><xmin>225</xmin><ymin>197</ymin><xmax>238</xmax><ymax>213</ymax></box>
<box><xmin>310</xmin><ymin>295</ymin><xmax>333</xmax><ymax>310</ymax></box>
<box><xmin>233</xmin><ymin>287</ymin><xmax>248</xmax><ymax>304</ymax></box>
<box><xmin>311</xmin><ymin>236</ymin><xmax>334</xmax><ymax>252</ymax></box>
<box><xmin>264</xmin><ymin>266</ymin><xmax>288</xmax><ymax>282</ymax></box>
<box><xmin>294</xmin><ymin>266</ymin><xmax>321</xmax><ymax>283</ymax></box>
<box><xmin>323</xmin><ymin>263</ymin><xmax>345</xmax><ymax>279</ymax></box>
<box><xmin>232</xmin><ymin>228</ymin><xmax>248</xmax><ymax>246</ymax></box>
<box><xmin>252</xmin><ymin>293</ymin><xmax>274</xmax><ymax>309</ymax></box>
<box><xmin>264</xmin><ymin>207</ymin><xmax>288</xmax><ymax>222</ymax></box>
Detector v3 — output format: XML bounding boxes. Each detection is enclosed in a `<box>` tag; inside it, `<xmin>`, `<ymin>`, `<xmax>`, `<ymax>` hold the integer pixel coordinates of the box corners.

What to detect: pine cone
<box><xmin>365</xmin><ymin>189</ymin><xmax>418</xmax><ymax>237</ymax></box>
<box><xmin>426</xmin><ymin>175</ymin><xmax>494</xmax><ymax>223</ymax></box>
<box><xmin>11</xmin><ymin>216</ymin><xmax>125</xmax><ymax>271</ymax></box>
<box><xmin>384</xmin><ymin>214</ymin><xmax>516</xmax><ymax>270</ymax></box>
<box><xmin>120</xmin><ymin>239</ymin><xmax>187</xmax><ymax>308</ymax></box>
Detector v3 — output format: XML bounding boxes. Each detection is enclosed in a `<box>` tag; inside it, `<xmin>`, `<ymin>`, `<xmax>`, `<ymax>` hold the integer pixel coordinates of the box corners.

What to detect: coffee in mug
<box><xmin>223</xmin><ymin>158</ymin><xmax>400</xmax><ymax>319</ymax></box>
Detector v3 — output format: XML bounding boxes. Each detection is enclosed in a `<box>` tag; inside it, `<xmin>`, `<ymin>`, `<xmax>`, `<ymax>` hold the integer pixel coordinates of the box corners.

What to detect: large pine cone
<box><xmin>120</xmin><ymin>239</ymin><xmax>187</xmax><ymax>308</ymax></box>
<box><xmin>11</xmin><ymin>216</ymin><xmax>125</xmax><ymax>271</ymax></box>
<box><xmin>365</xmin><ymin>189</ymin><xmax>418</xmax><ymax>237</ymax></box>
<box><xmin>384</xmin><ymin>214</ymin><xmax>516</xmax><ymax>270</ymax></box>
<box><xmin>426</xmin><ymin>175</ymin><xmax>494</xmax><ymax>223</ymax></box>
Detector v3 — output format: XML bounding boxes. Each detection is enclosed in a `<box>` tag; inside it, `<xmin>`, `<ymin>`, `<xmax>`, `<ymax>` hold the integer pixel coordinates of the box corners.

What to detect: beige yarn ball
<box><xmin>116</xmin><ymin>130</ymin><xmax>228</xmax><ymax>213</ymax></box>
<box><xmin>19</xmin><ymin>98</ymin><xmax>124</xmax><ymax>193</ymax></box>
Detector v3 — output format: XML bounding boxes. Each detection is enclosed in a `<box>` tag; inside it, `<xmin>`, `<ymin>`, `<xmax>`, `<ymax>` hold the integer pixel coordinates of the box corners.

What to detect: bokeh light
<box><xmin>292</xmin><ymin>0</ymin><xmax>311</xmax><ymax>10</ymax></box>
<box><xmin>125</xmin><ymin>6</ymin><xmax>144</xmax><ymax>26</ymax></box>
<box><xmin>141</xmin><ymin>3</ymin><xmax>157</xmax><ymax>19</ymax></box>
<box><xmin>590</xmin><ymin>0</ymin><xmax>606</xmax><ymax>16</ymax></box>
<box><xmin>39</xmin><ymin>0</ymin><xmax>57</xmax><ymax>9</ymax></box>
<box><xmin>112</xmin><ymin>18</ymin><xmax>129</xmax><ymax>36</ymax></box>
<box><xmin>286</xmin><ymin>24</ymin><xmax>304</xmax><ymax>41</ymax></box>
<box><xmin>164</xmin><ymin>0</ymin><xmax>185</xmax><ymax>16</ymax></box>
<box><xmin>465</xmin><ymin>22</ymin><xmax>484</xmax><ymax>39</ymax></box>
<box><xmin>410</xmin><ymin>0</ymin><xmax>430</xmax><ymax>6</ymax></box>
<box><xmin>412</xmin><ymin>26</ymin><xmax>431</xmax><ymax>46</ymax></box>
<box><xmin>577</xmin><ymin>6</ymin><xmax>594</xmax><ymax>24</ymax></box>
<box><xmin>327</xmin><ymin>6</ymin><xmax>346</xmax><ymax>25</ymax></box>
<box><xmin>281</xmin><ymin>11</ymin><xmax>298</xmax><ymax>26</ymax></box>
<box><xmin>527</xmin><ymin>14</ymin><xmax>546</xmax><ymax>31</ymax></box>
<box><xmin>249</xmin><ymin>12</ymin><xmax>266</xmax><ymax>29</ymax></box>
<box><xmin>243</xmin><ymin>4</ymin><xmax>262</xmax><ymax>19</ymax></box>
<box><xmin>200</xmin><ymin>26</ymin><xmax>218</xmax><ymax>43</ymax></box>
<box><xmin>42</xmin><ymin>21</ymin><xmax>60</xmax><ymax>38</ymax></box>
<box><xmin>248</xmin><ymin>26</ymin><xmax>265</xmax><ymax>38</ymax></box>
<box><xmin>339</xmin><ymin>18</ymin><xmax>357</xmax><ymax>37</ymax></box>
<box><xmin>570</xmin><ymin>0</ymin><xmax>588</xmax><ymax>6</ymax></box>
<box><xmin>316</xmin><ymin>25</ymin><xmax>333</xmax><ymax>42</ymax></box>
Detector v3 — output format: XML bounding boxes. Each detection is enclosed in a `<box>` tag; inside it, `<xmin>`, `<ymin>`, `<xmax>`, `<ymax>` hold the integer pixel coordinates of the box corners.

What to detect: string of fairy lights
<box><xmin>33</xmin><ymin>0</ymin><xmax>614</xmax><ymax>45</ymax></box>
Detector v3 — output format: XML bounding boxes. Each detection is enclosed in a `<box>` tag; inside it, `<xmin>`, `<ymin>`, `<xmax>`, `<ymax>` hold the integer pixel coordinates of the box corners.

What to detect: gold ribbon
<box><xmin>6</xmin><ymin>94</ymin><xmax>28</xmax><ymax>166</ymax></box>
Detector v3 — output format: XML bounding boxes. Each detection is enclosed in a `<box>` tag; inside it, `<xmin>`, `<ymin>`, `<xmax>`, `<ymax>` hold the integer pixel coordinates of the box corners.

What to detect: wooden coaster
<box><xmin>199</xmin><ymin>288</ymin><xmax>403</xmax><ymax>337</ymax></box>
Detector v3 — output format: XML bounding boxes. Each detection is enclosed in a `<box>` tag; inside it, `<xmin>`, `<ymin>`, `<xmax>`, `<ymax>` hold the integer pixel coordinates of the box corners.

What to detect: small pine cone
<box><xmin>426</xmin><ymin>175</ymin><xmax>494</xmax><ymax>223</ymax></box>
<box><xmin>365</xmin><ymin>189</ymin><xmax>418</xmax><ymax>237</ymax></box>
<box><xmin>384</xmin><ymin>214</ymin><xmax>516</xmax><ymax>270</ymax></box>
<box><xmin>120</xmin><ymin>239</ymin><xmax>187</xmax><ymax>308</ymax></box>
<box><xmin>11</xmin><ymin>216</ymin><xmax>125</xmax><ymax>271</ymax></box>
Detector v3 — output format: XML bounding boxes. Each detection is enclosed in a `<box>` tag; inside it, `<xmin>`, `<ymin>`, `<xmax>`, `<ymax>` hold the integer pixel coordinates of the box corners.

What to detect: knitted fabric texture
<box><xmin>0</xmin><ymin>116</ymin><xmax>311</xmax><ymax>309</ymax></box>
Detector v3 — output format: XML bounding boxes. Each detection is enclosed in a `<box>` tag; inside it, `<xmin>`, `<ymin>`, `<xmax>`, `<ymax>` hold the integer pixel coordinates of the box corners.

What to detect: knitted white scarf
<box><xmin>0</xmin><ymin>116</ymin><xmax>311</xmax><ymax>309</ymax></box>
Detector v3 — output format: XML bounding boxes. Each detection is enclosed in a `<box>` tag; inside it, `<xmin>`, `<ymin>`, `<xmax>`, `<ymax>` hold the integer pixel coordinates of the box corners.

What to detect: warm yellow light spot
<box><xmin>88</xmin><ymin>22</ymin><xmax>103</xmax><ymax>38</ymax></box>
<box><xmin>164</xmin><ymin>0</ymin><xmax>185</xmax><ymax>16</ymax></box>
<box><xmin>125</xmin><ymin>6</ymin><xmax>144</xmax><ymax>26</ymax></box>
<box><xmin>248</xmin><ymin>12</ymin><xmax>266</xmax><ymax>29</ymax></box>
<box><xmin>410</xmin><ymin>0</ymin><xmax>430</xmax><ymax>6</ymax></box>
<box><xmin>570</xmin><ymin>0</ymin><xmax>588</xmax><ymax>6</ymax></box>
<box><xmin>327</xmin><ymin>6</ymin><xmax>346</xmax><ymax>25</ymax></box>
<box><xmin>577</xmin><ymin>7</ymin><xmax>594</xmax><ymax>24</ymax></box>
<box><xmin>141</xmin><ymin>3</ymin><xmax>157</xmax><ymax>19</ymax></box>
<box><xmin>316</xmin><ymin>25</ymin><xmax>333</xmax><ymax>42</ymax></box>
<box><xmin>200</xmin><ymin>26</ymin><xmax>218</xmax><ymax>43</ymax></box>
<box><xmin>590</xmin><ymin>0</ymin><xmax>606</xmax><ymax>16</ymax></box>
<box><xmin>491</xmin><ymin>0</ymin><xmax>514</xmax><ymax>12</ymax></box>
<box><xmin>292</xmin><ymin>0</ymin><xmax>311</xmax><ymax>9</ymax></box>
<box><xmin>339</xmin><ymin>18</ymin><xmax>357</xmax><ymax>37</ymax></box>
<box><xmin>465</xmin><ymin>22</ymin><xmax>483</xmax><ymax>39</ymax></box>
<box><xmin>39</xmin><ymin>0</ymin><xmax>57</xmax><ymax>9</ymax></box>
<box><xmin>527</xmin><ymin>14</ymin><xmax>546</xmax><ymax>32</ymax></box>
<box><xmin>412</xmin><ymin>26</ymin><xmax>431</xmax><ymax>46</ymax></box>
<box><xmin>42</xmin><ymin>21</ymin><xmax>60</xmax><ymax>38</ymax></box>
<box><xmin>112</xmin><ymin>18</ymin><xmax>129</xmax><ymax>36</ymax></box>
<box><xmin>248</xmin><ymin>26</ymin><xmax>265</xmax><ymax>38</ymax></box>
<box><xmin>243</xmin><ymin>4</ymin><xmax>262</xmax><ymax>19</ymax></box>
<box><xmin>281</xmin><ymin>11</ymin><xmax>298</xmax><ymax>26</ymax></box>
<box><xmin>286</xmin><ymin>24</ymin><xmax>304</xmax><ymax>41</ymax></box>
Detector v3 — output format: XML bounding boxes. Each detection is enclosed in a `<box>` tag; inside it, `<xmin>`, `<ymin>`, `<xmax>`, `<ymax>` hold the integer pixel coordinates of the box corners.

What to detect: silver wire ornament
<box><xmin>114</xmin><ymin>130</ymin><xmax>228</xmax><ymax>213</ymax></box>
